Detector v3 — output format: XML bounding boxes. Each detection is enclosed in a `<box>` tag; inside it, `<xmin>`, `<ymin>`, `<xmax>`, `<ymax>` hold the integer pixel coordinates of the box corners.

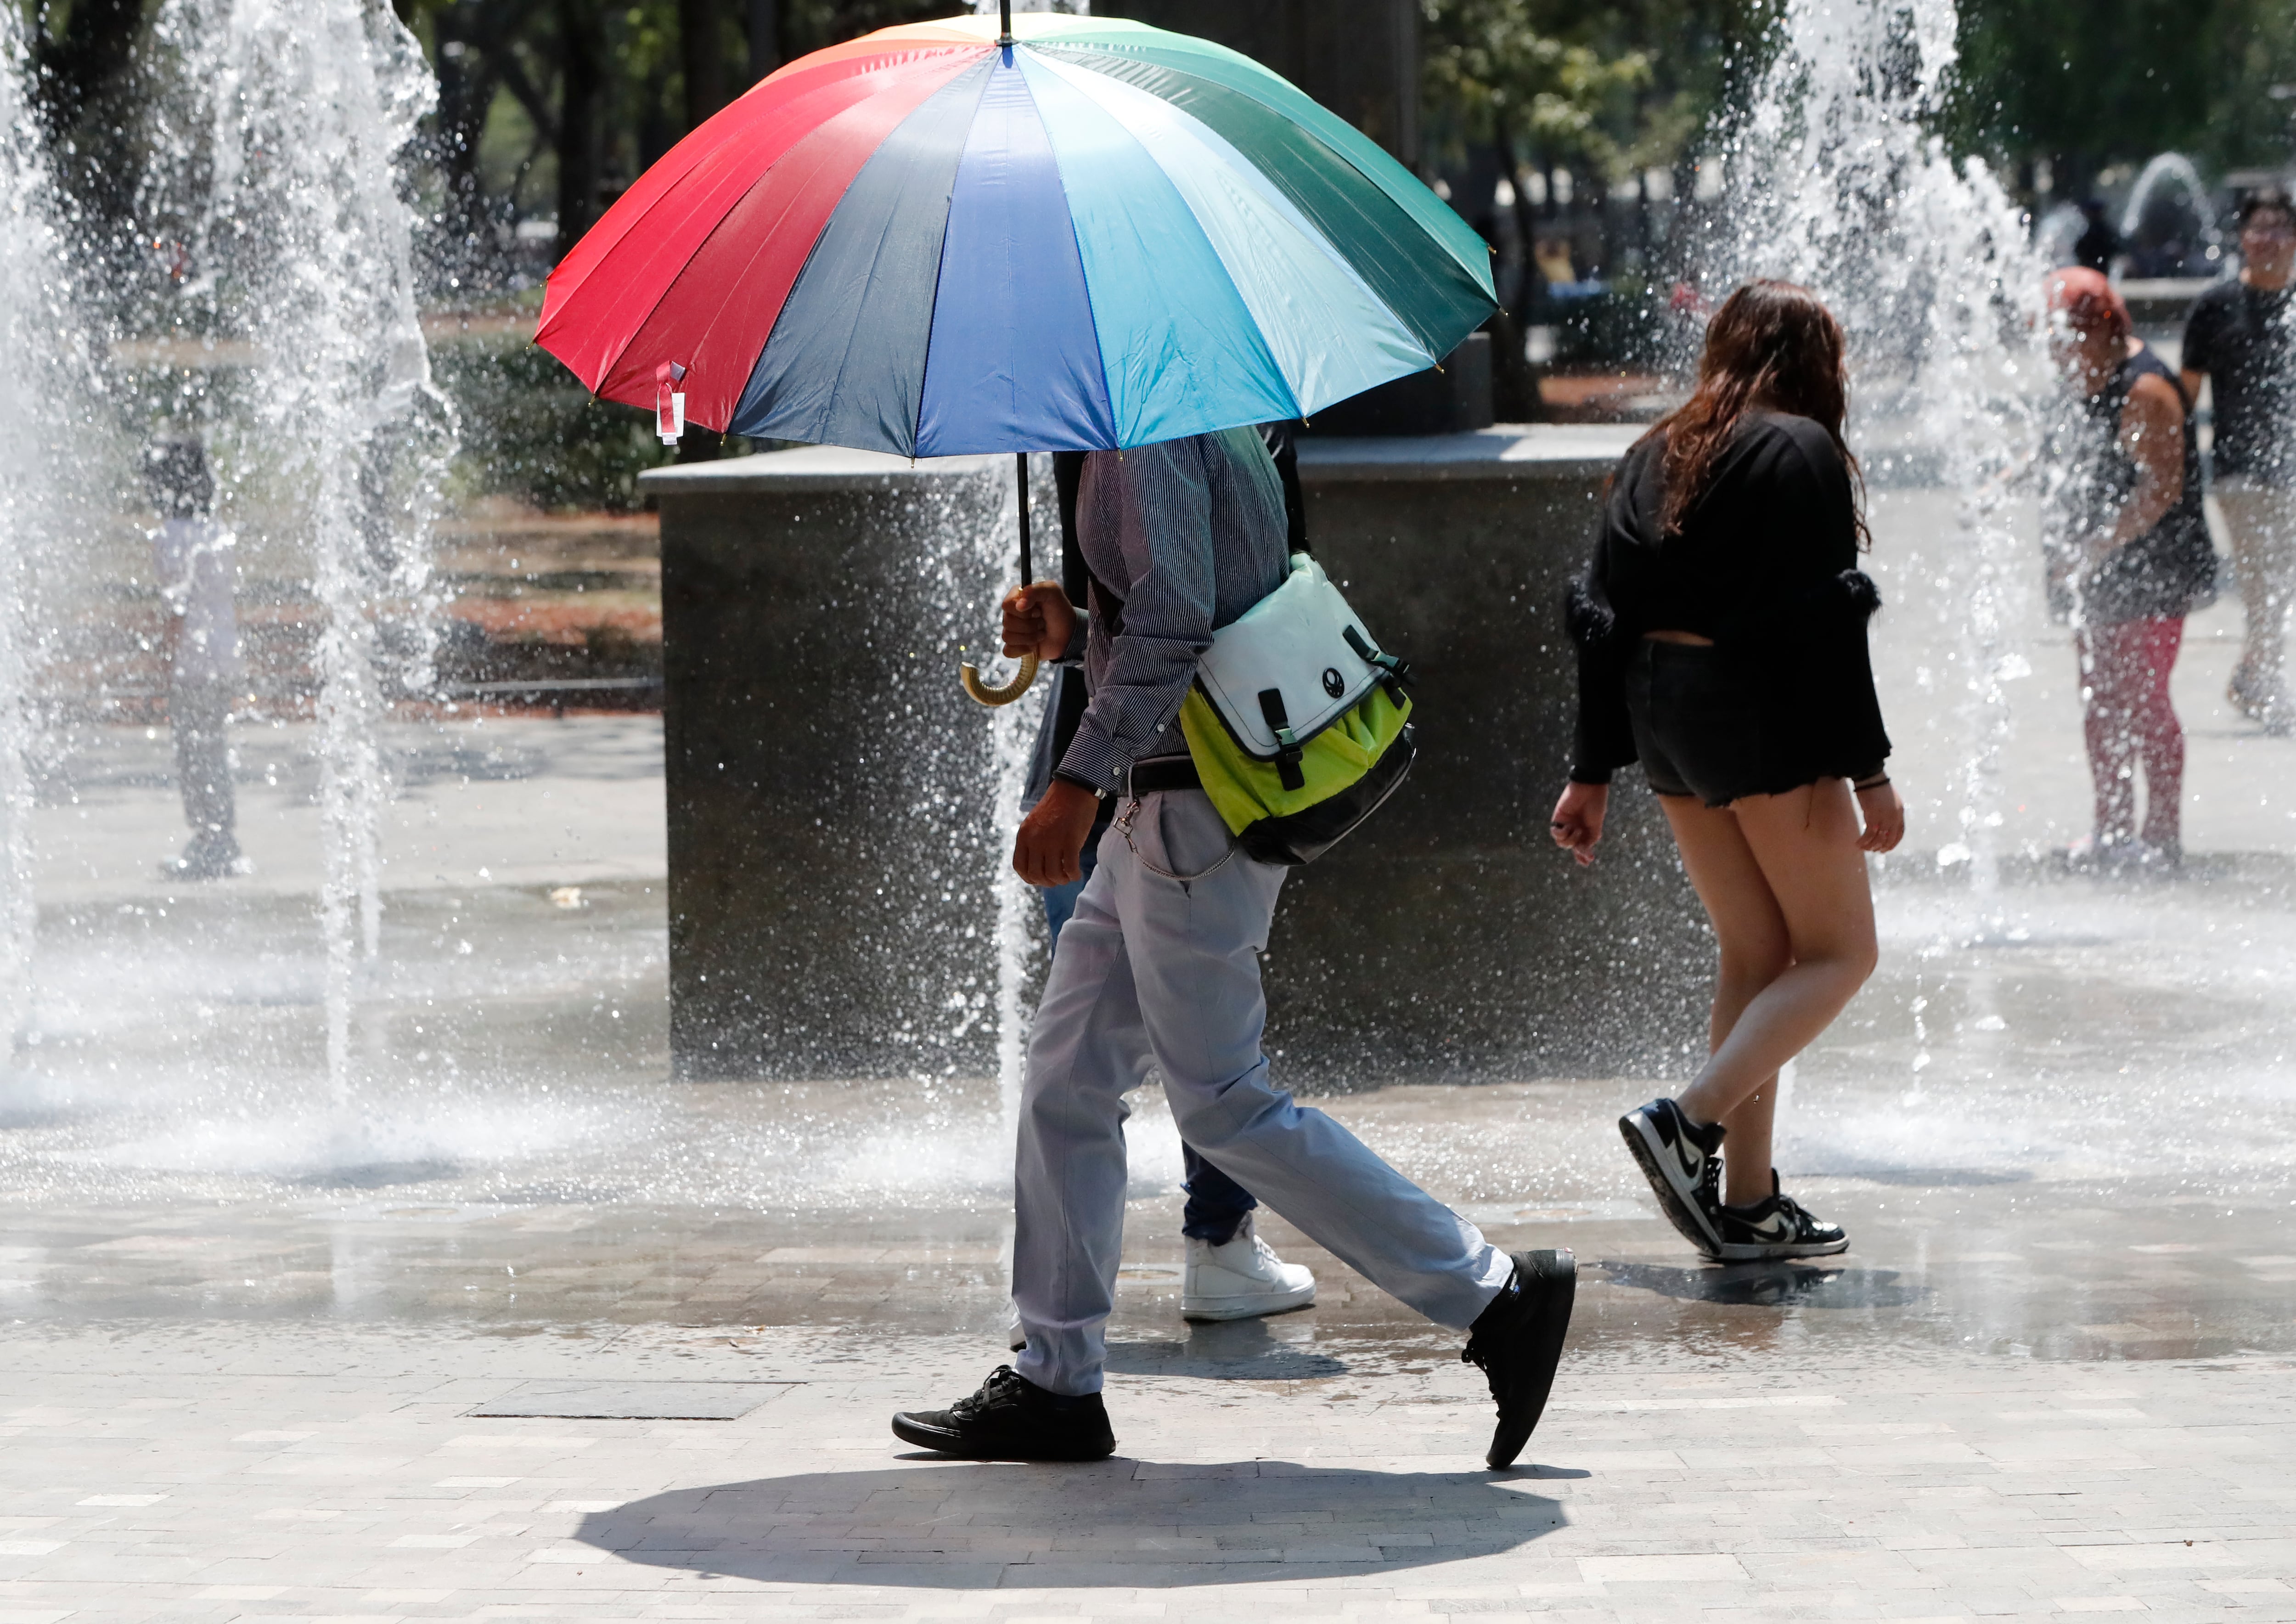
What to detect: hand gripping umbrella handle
<box><xmin>961</xmin><ymin>652</ymin><xmax>1039</xmax><ymax>706</ymax></box>
<box><xmin>960</xmin><ymin>453</ymin><xmax>1043</xmax><ymax>706</ymax></box>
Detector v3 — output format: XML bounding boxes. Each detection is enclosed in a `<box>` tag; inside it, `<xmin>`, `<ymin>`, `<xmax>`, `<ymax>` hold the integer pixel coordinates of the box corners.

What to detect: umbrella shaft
<box><xmin>1015</xmin><ymin>451</ymin><xmax>1032</xmax><ymax>586</ymax></box>
<box><xmin>998</xmin><ymin>0</ymin><xmax>1011</xmax><ymax>43</ymax></box>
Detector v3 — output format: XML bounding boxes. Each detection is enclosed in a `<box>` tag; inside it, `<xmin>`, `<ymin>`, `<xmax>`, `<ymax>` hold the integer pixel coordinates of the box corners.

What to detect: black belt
<box><xmin>1127</xmin><ymin>754</ymin><xmax>1201</xmax><ymax>796</ymax></box>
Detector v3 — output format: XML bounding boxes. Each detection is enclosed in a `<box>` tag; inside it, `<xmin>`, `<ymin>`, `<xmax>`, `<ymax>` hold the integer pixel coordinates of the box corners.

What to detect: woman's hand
<box><xmin>1550</xmin><ymin>780</ymin><xmax>1608</xmax><ymax>866</ymax></box>
<box><xmin>1855</xmin><ymin>780</ymin><xmax>1905</xmax><ymax>853</ymax></box>
<box><xmin>1002</xmin><ymin>581</ymin><xmax>1076</xmax><ymax>663</ymax></box>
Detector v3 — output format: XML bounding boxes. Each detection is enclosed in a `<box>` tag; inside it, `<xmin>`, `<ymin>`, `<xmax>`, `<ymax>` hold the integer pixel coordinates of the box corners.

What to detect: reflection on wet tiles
<box><xmin>1820</xmin><ymin>1166</ymin><xmax>2035</xmax><ymax>1187</ymax></box>
<box><xmin>6</xmin><ymin>843</ymin><xmax>2296</xmax><ymax>1370</ymax></box>
<box><xmin>290</xmin><ymin>1159</ymin><xmax>463</xmax><ymax>1190</ymax></box>
<box><xmin>479</xmin><ymin>1185</ymin><xmax>644</xmax><ymax>1207</ymax></box>
<box><xmin>1104</xmin><ymin>1317</ymin><xmax>1347</xmax><ymax>1381</ymax></box>
<box><xmin>1598</xmin><ymin>1259</ymin><xmax>1928</xmax><ymax>1310</ymax></box>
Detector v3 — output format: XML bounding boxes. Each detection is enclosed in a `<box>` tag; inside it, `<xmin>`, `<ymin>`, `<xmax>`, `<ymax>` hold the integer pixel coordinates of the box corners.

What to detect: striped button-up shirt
<box><xmin>1053</xmin><ymin>428</ymin><xmax>1290</xmax><ymax>795</ymax></box>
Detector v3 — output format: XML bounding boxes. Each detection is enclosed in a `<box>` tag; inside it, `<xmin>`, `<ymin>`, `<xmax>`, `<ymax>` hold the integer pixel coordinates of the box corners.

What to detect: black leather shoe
<box><xmin>891</xmin><ymin>1365</ymin><xmax>1116</xmax><ymax>1461</ymax></box>
<box><xmin>1462</xmin><ymin>1249</ymin><xmax>1576</xmax><ymax>1469</ymax></box>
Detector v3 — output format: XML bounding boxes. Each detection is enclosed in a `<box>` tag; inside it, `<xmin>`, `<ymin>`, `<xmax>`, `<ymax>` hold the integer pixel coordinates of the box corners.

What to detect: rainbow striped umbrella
<box><xmin>535</xmin><ymin>10</ymin><xmax>1496</xmax><ymax>458</ymax></box>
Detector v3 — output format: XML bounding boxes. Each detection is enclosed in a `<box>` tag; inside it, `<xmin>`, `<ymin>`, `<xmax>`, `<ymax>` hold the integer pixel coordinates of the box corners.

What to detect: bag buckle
<box><xmin>1343</xmin><ymin>625</ymin><xmax>1412</xmax><ymax>705</ymax></box>
<box><xmin>1257</xmin><ymin>688</ymin><xmax>1306</xmax><ymax>791</ymax></box>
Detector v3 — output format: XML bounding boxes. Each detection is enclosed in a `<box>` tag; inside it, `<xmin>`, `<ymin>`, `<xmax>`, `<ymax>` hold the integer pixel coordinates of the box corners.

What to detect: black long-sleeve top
<box><xmin>1568</xmin><ymin>411</ymin><xmax>1891</xmax><ymax>790</ymax></box>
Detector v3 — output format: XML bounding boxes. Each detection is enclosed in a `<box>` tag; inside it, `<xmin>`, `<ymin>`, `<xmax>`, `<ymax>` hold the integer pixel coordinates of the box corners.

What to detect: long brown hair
<box><xmin>1645</xmin><ymin>279</ymin><xmax>1868</xmax><ymax>545</ymax></box>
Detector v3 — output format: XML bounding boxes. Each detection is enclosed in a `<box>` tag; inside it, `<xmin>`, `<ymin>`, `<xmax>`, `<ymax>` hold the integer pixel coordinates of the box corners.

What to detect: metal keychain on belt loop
<box><xmin>1116</xmin><ymin>796</ymin><xmax>1236</xmax><ymax>883</ymax></box>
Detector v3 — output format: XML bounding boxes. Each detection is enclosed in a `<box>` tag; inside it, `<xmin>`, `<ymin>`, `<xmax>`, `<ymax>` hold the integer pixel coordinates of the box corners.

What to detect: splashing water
<box><xmin>2118</xmin><ymin>152</ymin><xmax>2222</xmax><ymax>273</ymax></box>
<box><xmin>906</xmin><ymin>458</ymin><xmax>1048</xmax><ymax>1138</ymax></box>
<box><xmin>143</xmin><ymin>0</ymin><xmax>454</xmax><ymax>1105</ymax></box>
<box><xmin>0</xmin><ymin>11</ymin><xmax>79</xmax><ymax>1064</ymax></box>
<box><xmin>1713</xmin><ymin>0</ymin><xmax>2049</xmax><ymax>909</ymax></box>
<box><xmin>986</xmin><ymin>462</ymin><xmax>1058</xmax><ymax>1134</ymax></box>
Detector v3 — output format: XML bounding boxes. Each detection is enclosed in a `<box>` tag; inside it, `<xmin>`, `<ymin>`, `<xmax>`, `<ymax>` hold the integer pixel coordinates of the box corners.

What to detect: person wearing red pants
<box><xmin>2043</xmin><ymin>268</ymin><xmax>2215</xmax><ymax>868</ymax></box>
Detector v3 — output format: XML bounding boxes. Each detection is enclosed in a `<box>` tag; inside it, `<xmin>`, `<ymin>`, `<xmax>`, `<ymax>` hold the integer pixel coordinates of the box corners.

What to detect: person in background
<box><xmin>1551</xmin><ymin>280</ymin><xmax>1903</xmax><ymax>1264</ymax></box>
<box><xmin>2182</xmin><ymin>185</ymin><xmax>2296</xmax><ymax>729</ymax></box>
<box><xmin>1019</xmin><ymin>423</ymin><xmax>1315</xmax><ymax>1327</ymax></box>
<box><xmin>1533</xmin><ymin>237</ymin><xmax>1577</xmax><ymax>290</ymax></box>
<box><xmin>144</xmin><ymin>437</ymin><xmax>248</xmax><ymax>881</ymax></box>
<box><xmin>2072</xmin><ymin>198</ymin><xmax>2120</xmax><ymax>275</ymax></box>
<box><xmin>2046</xmin><ymin>267</ymin><xmax>2213</xmax><ymax>868</ymax></box>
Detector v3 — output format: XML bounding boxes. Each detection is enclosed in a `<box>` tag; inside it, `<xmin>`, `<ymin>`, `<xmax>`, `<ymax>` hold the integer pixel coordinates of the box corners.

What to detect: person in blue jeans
<box><xmin>1018</xmin><ymin>429</ymin><xmax>1315</xmax><ymax>1325</ymax></box>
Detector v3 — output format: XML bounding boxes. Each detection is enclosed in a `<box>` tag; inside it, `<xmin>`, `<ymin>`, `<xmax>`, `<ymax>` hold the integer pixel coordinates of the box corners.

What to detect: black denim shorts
<box><xmin>1624</xmin><ymin>639</ymin><xmax>1781</xmax><ymax>808</ymax></box>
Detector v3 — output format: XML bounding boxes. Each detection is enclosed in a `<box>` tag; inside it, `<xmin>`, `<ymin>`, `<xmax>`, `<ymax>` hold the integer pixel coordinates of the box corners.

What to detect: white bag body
<box><xmin>1197</xmin><ymin>553</ymin><xmax>1396</xmax><ymax>759</ymax></box>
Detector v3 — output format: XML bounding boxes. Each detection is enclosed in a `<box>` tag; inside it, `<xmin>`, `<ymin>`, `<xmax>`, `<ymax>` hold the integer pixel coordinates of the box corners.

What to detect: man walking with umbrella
<box><xmin>889</xmin><ymin>427</ymin><xmax>1576</xmax><ymax>1466</ymax></box>
<box><xmin>1019</xmin><ymin>425</ymin><xmax>1317</xmax><ymax>1330</ymax></box>
<box><xmin>534</xmin><ymin>7</ymin><xmax>1573</xmax><ymax>1464</ymax></box>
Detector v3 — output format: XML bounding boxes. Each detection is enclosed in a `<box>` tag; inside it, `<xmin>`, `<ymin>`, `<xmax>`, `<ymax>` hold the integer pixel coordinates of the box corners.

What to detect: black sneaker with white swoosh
<box><xmin>1709</xmin><ymin>1172</ymin><xmax>1849</xmax><ymax>1261</ymax></box>
<box><xmin>1618</xmin><ymin>1097</ymin><xmax>1727</xmax><ymax>1253</ymax></box>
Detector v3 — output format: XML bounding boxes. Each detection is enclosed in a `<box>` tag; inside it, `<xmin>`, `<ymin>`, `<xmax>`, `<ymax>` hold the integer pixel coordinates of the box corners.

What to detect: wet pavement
<box><xmin>6</xmin><ymin>486</ymin><xmax>2296</xmax><ymax>1617</ymax></box>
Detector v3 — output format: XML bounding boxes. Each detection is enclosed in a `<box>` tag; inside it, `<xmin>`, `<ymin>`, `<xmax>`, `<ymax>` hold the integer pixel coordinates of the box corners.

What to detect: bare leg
<box><xmin>1672</xmin><ymin>781</ymin><xmax>1877</xmax><ymax>1141</ymax></box>
<box><xmin>1655</xmin><ymin>795</ymin><xmax>1790</xmax><ymax>1207</ymax></box>
<box><xmin>1718</xmin><ymin>1086</ymin><xmax>1776</xmax><ymax>1209</ymax></box>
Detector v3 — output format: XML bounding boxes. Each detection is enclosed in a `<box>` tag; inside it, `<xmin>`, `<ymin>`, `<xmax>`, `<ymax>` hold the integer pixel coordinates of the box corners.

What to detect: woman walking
<box><xmin>1548</xmin><ymin>280</ymin><xmax>1904</xmax><ymax>1263</ymax></box>
<box><xmin>2044</xmin><ymin>267</ymin><xmax>2213</xmax><ymax>866</ymax></box>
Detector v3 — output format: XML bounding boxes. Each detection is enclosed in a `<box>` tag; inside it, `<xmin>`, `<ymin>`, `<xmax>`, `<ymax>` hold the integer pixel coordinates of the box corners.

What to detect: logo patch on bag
<box><xmin>1322</xmin><ymin>667</ymin><xmax>1345</xmax><ymax>698</ymax></box>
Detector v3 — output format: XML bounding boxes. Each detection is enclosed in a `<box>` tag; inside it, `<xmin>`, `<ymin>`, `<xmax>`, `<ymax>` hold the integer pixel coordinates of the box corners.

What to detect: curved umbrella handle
<box><xmin>961</xmin><ymin>653</ymin><xmax>1040</xmax><ymax>707</ymax></box>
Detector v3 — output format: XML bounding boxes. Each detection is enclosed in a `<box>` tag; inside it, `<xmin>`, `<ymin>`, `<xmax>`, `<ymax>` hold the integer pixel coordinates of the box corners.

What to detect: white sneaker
<box><xmin>1181</xmin><ymin>1213</ymin><xmax>1316</xmax><ymax>1322</ymax></box>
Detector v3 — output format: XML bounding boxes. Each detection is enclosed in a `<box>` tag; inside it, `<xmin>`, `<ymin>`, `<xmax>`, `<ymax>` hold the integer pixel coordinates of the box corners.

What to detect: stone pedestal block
<box><xmin>643</xmin><ymin>427</ymin><xmax>1709</xmax><ymax>1086</ymax></box>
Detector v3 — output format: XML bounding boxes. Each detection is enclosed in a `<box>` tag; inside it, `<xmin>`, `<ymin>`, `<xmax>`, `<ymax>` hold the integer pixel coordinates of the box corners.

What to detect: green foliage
<box><xmin>1423</xmin><ymin>0</ymin><xmax>1649</xmax><ymax>169</ymax></box>
<box><xmin>1550</xmin><ymin>276</ymin><xmax>1671</xmax><ymax>366</ymax></box>
<box><xmin>1598</xmin><ymin>0</ymin><xmax>1767</xmax><ymax>176</ymax></box>
<box><xmin>1421</xmin><ymin>0</ymin><xmax>1762</xmax><ymax>182</ymax></box>
<box><xmin>433</xmin><ymin>338</ymin><xmax>672</xmax><ymax>513</ymax></box>
<box><xmin>779</xmin><ymin>0</ymin><xmax>948</xmax><ymax>56</ymax></box>
<box><xmin>1951</xmin><ymin>0</ymin><xmax>2296</xmax><ymax>174</ymax></box>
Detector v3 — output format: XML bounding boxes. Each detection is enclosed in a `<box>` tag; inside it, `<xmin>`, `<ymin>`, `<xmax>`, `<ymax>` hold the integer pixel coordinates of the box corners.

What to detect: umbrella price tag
<box><xmin>656</xmin><ymin>361</ymin><xmax>687</xmax><ymax>444</ymax></box>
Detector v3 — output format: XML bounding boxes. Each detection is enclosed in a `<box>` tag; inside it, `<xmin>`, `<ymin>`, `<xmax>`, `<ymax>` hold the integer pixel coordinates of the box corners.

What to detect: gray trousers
<box><xmin>2220</xmin><ymin>480</ymin><xmax>2296</xmax><ymax>698</ymax></box>
<box><xmin>171</xmin><ymin>681</ymin><xmax>236</xmax><ymax>840</ymax></box>
<box><xmin>1012</xmin><ymin>788</ymin><xmax>1510</xmax><ymax>1396</ymax></box>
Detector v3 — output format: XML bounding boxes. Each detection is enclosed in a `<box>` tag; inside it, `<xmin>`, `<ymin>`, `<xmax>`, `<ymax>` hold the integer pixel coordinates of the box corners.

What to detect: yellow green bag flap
<box><xmin>1181</xmin><ymin>683</ymin><xmax>1413</xmax><ymax>838</ymax></box>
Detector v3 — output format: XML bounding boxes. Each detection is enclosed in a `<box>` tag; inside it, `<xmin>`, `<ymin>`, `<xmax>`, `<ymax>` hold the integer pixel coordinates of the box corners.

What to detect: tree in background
<box><xmin>1953</xmin><ymin>0</ymin><xmax>2296</xmax><ymax>192</ymax></box>
<box><xmin>1421</xmin><ymin>0</ymin><xmax>1640</xmax><ymax>407</ymax></box>
<box><xmin>389</xmin><ymin>0</ymin><xmax>944</xmax><ymax>281</ymax></box>
<box><xmin>1420</xmin><ymin>0</ymin><xmax>1759</xmax><ymax>403</ymax></box>
<box><xmin>23</xmin><ymin>0</ymin><xmax>149</xmax><ymax>243</ymax></box>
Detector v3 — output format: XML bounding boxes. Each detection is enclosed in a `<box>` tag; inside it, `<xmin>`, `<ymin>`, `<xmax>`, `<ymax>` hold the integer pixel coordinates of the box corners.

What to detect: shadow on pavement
<box><xmin>1598</xmin><ymin>1258</ymin><xmax>1927</xmax><ymax>1308</ymax></box>
<box><xmin>577</xmin><ymin>1461</ymin><xmax>1565</xmax><ymax>1585</ymax></box>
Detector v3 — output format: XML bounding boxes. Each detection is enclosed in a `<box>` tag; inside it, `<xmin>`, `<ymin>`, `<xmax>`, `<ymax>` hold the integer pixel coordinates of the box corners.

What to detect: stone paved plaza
<box><xmin>6</xmin><ymin>487</ymin><xmax>2296</xmax><ymax>1620</ymax></box>
<box><xmin>3</xmin><ymin>1316</ymin><xmax>2293</xmax><ymax>1623</ymax></box>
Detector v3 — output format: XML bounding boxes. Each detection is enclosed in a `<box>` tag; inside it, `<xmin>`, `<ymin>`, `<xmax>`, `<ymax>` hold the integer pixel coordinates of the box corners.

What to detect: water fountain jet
<box><xmin>2118</xmin><ymin>152</ymin><xmax>2222</xmax><ymax>278</ymax></box>
<box><xmin>0</xmin><ymin>7</ymin><xmax>83</xmax><ymax>1067</ymax></box>
<box><xmin>1711</xmin><ymin>0</ymin><xmax>2050</xmax><ymax>916</ymax></box>
<box><xmin>142</xmin><ymin>0</ymin><xmax>455</xmax><ymax>1108</ymax></box>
